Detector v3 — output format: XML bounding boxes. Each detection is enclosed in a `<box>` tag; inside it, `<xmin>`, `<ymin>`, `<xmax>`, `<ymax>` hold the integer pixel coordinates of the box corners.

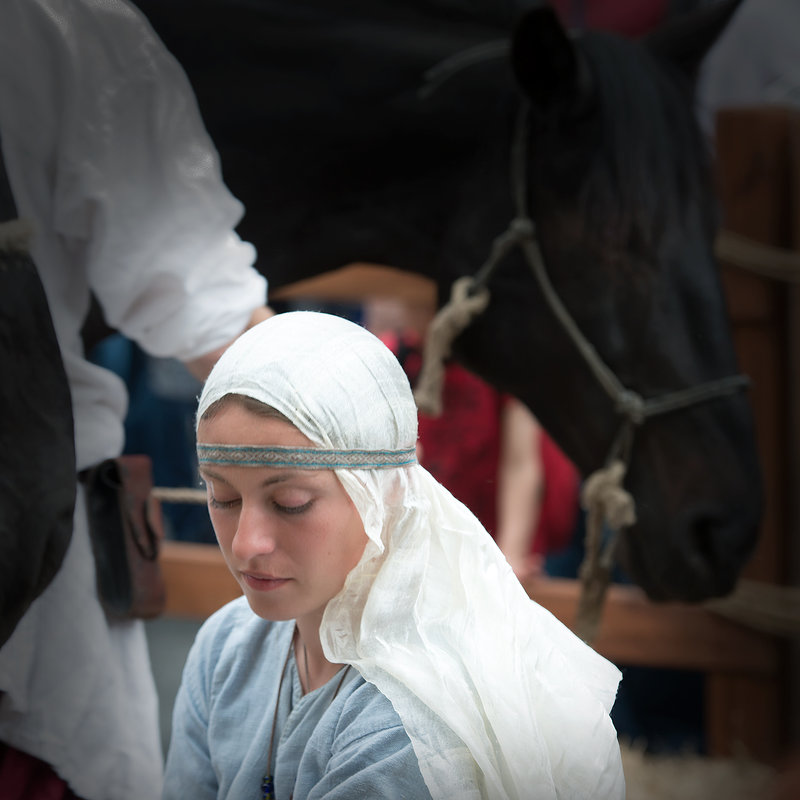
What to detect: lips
<box><xmin>242</xmin><ymin>572</ymin><xmax>291</xmax><ymax>592</ymax></box>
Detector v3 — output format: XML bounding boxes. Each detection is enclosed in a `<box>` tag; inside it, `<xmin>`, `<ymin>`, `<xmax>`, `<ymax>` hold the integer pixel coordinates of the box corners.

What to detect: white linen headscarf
<box><xmin>197</xmin><ymin>311</ymin><xmax>625</xmax><ymax>800</ymax></box>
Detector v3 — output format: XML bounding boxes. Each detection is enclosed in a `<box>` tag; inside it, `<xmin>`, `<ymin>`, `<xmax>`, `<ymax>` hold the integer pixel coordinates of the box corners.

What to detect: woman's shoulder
<box><xmin>326</xmin><ymin>675</ymin><xmax>412</xmax><ymax>751</ymax></box>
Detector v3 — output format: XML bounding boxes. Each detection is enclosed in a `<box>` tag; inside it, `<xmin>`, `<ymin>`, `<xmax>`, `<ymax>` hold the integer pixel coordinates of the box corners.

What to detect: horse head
<box><xmin>451</xmin><ymin>1</ymin><xmax>763</xmax><ymax>602</ymax></box>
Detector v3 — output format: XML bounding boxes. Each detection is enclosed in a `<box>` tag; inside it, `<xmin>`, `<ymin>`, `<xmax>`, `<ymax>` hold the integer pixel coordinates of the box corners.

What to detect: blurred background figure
<box><xmin>363</xmin><ymin>297</ymin><xmax>581</xmax><ymax>582</ymax></box>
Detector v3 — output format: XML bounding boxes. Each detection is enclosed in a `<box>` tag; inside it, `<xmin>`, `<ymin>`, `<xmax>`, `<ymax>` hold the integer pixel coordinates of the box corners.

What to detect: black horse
<box><xmin>136</xmin><ymin>0</ymin><xmax>762</xmax><ymax>603</ymax></box>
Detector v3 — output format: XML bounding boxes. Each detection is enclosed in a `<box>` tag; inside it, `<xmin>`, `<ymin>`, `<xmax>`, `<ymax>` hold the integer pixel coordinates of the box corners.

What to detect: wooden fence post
<box><xmin>714</xmin><ymin>105</ymin><xmax>800</xmax><ymax>761</ymax></box>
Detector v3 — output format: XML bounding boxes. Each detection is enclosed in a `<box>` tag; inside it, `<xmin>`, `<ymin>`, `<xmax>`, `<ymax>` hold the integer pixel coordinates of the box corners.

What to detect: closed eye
<box><xmin>209</xmin><ymin>495</ymin><xmax>240</xmax><ymax>510</ymax></box>
<box><xmin>274</xmin><ymin>500</ymin><xmax>313</xmax><ymax>515</ymax></box>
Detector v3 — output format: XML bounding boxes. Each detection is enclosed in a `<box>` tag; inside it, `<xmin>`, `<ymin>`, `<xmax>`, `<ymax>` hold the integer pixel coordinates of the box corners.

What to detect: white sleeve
<box><xmin>53</xmin><ymin>5</ymin><xmax>267</xmax><ymax>361</ymax></box>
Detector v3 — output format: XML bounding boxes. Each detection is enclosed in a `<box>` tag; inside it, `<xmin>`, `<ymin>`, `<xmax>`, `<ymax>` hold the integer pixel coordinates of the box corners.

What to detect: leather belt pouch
<box><xmin>81</xmin><ymin>455</ymin><xmax>166</xmax><ymax>619</ymax></box>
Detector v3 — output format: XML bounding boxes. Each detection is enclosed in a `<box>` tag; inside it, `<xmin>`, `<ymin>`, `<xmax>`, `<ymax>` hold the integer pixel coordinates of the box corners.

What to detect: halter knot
<box><xmin>580</xmin><ymin>460</ymin><xmax>637</xmax><ymax>531</ymax></box>
<box><xmin>413</xmin><ymin>276</ymin><xmax>490</xmax><ymax>416</ymax></box>
<box><xmin>509</xmin><ymin>216</ymin><xmax>535</xmax><ymax>240</ymax></box>
<box><xmin>615</xmin><ymin>389</ymin><xmax>646</xmax><ymax>425</ymax></box>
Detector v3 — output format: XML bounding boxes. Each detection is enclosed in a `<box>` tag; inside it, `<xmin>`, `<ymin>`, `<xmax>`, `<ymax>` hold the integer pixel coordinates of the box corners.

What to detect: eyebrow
<box><xmin>198</xmin><ymin>467</ymin><xmax>303</xmax><ymax>487</ymax></box>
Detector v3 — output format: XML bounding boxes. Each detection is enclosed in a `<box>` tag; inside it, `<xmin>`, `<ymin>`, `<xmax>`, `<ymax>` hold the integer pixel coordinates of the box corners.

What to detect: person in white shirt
<box><xmin>0</xmin><ymin>1</ymin><xmax>271</xmax><ymax>797</ymax></box>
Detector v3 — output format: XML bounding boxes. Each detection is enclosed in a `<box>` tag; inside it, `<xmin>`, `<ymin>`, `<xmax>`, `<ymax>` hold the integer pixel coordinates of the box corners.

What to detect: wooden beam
<box><xmin>268</xmin><ymin>262</ymin><xmax>436</xmax><ymax>306</ymax></box>
<box><xmin>160</xmin><ymin>542</ymin><xmax>779</xmax><ymax>676</ymax></box>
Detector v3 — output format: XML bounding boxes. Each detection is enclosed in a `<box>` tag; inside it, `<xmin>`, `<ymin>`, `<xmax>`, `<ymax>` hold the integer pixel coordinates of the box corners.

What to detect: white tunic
<box><xmin>0</xmin><ymin>1</ymin><xmax>267</xmax><ymax>798</ymax></box>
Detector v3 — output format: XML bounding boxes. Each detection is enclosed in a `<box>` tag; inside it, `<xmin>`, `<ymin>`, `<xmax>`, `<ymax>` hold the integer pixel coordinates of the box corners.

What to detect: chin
<box><xmin>245</xmin><ymin>597</ymin><xmax>295</xmax><ymax>622</ymax></box>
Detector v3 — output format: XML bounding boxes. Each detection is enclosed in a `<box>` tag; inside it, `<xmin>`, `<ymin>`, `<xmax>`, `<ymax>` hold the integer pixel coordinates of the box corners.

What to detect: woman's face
<box><xmin>197</xmin><ymin>402</ymin><xmax>369</xmax><ymax>625</ymax></box>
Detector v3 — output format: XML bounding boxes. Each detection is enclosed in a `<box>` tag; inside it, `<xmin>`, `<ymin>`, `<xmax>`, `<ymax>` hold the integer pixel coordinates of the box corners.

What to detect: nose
<box><xmin>230</xmin><ymin>502</ymin><xmax>277</xmax><ymax>563</ymax></box>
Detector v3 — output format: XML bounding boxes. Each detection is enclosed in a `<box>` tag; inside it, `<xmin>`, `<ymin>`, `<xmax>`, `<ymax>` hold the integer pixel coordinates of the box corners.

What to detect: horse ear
<box><xmin>510</xmin><ymin>5</ymin><xmax>591</xmax><ymax>113</ymax></box>
<box><xmin>644</xmin><ymin>0</ymin><xmax>743</xmax><ymax>80</ymax></box>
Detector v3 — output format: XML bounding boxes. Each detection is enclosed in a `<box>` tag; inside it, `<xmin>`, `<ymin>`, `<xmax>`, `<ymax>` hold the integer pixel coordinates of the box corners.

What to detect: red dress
<box><xmin>383</xmin><ymin>332</ymin><xmax>580</xmax><ymax>556</ymax></box>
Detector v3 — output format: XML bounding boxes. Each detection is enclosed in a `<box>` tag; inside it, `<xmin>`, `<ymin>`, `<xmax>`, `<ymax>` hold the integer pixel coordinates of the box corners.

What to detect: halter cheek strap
<box><xmin>196</xmin><ymin>443</ymin><xmax>417</xmax><ymax>470</ymax></box>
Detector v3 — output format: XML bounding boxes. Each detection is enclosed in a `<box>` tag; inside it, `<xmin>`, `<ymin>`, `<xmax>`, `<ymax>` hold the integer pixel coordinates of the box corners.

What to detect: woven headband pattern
<box><xmin>197</xmin><ymin>443</ymin><xmax>417</xmax><ymax>470</ymax></box>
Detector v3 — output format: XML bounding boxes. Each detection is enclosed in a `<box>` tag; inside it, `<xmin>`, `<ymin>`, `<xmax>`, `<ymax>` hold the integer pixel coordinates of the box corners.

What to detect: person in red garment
<box><xmin>364</xmin><ymin>298</ymin><xmax>580</xmax><ymax>581</ymax></box>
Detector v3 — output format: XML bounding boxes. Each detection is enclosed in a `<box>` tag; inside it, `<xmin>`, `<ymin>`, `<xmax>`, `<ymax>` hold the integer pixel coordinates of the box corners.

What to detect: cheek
<box><xmin>207</xmin><ymin>508</ymin><xmax>236</xmax><ymax>549</ymax></box>
<box><xmin>338</xmin><ymin>511</ymin><xmax>369</xmax><ymax>569</ymax></box>
<box><xmin>311</xmin><ymin>503</ymin><xmax>367</xmax><ymax>571</ymax></box>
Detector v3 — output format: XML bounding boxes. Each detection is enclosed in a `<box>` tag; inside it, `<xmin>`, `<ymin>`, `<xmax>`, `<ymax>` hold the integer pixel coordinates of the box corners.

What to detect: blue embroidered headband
<box><xmin>196</xmin><ymin>443</ymin><xmax>417</xmax><ymax>470</ymax></box>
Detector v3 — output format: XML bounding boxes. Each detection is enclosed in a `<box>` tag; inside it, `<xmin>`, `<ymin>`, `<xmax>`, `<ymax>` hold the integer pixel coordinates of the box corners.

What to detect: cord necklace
<box><xmin>261</xmin><ymin>628</ymin><xmax>351</xmax><ymax>800</ymax></box>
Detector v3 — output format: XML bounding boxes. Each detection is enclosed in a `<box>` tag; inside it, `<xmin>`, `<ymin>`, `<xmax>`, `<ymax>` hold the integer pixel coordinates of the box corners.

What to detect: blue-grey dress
<box><xmin>163</xmin><ymin>597</ymin><xmax>432</xmax><ymax>800</ymax></box>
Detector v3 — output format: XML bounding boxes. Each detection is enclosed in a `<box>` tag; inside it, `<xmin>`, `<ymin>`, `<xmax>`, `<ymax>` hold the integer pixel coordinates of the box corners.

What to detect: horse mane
<box><xmin>575</xmin><ymin>32</ymin><xmax>718</xmax><ymax>253</ymax></box>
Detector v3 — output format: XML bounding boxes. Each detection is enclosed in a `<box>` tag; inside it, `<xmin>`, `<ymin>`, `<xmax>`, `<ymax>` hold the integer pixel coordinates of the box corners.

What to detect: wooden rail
<box><xmin>270</xmin><ymin>262</ymin><xmax>436</xmax><ymax>306</ymax></box>
<box><xmin>160</xmin><ymin>540</ymin><xmax>241</xmax><ymax>619</ymax></box>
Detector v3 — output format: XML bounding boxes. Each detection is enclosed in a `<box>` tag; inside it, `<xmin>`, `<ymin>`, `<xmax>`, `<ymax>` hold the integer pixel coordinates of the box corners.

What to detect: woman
<box><xmin>164</xmin><ymin>311</ymin><xmax>625</xmax><ymax>799</ymax></box>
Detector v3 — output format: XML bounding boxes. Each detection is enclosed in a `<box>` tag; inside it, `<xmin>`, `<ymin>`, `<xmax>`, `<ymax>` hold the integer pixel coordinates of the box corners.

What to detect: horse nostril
<box><xmin>684</xmin><ymin>512</ymin><xmax>740</xmax><ymax>599</ymax></box>
<box><xmin>690</xmin><ymin>515</ymin><xmax>717</xmax><ymax>566</ymax></box>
